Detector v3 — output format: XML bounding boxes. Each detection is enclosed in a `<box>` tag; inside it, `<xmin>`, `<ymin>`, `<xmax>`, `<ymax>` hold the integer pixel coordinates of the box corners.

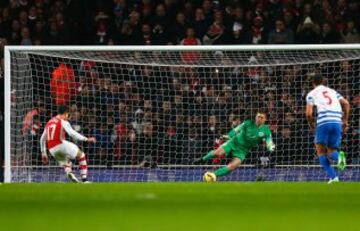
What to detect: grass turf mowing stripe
<box><xmin>0</xmin><ymin>183</ymin><xmax>359</xmax><ymax>231</ymax></box>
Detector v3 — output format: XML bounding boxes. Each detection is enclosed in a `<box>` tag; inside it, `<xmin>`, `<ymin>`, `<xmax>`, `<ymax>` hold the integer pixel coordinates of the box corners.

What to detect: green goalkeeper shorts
<box><xmin>221</xmin><ymin>139</ymin><xmax>248</xmax><ymax>161</ymax></box>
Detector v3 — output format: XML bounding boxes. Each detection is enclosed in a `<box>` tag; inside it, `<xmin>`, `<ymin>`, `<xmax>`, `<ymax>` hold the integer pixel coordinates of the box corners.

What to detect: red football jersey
<box><xmin>45</xmin><ymin>116</ymin><xmax>65</xmax><ymax>148</ymax></box>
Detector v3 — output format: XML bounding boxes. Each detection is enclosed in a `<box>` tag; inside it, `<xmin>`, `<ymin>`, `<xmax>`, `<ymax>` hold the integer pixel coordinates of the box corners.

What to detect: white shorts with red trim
<box><xmin>49</xmin><ymin>140</ymin><xmax>79</xmax><ymax>164</ymax></box>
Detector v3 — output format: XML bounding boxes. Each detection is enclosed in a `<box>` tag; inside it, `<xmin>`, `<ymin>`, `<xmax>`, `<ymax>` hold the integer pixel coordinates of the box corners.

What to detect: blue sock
<box><xmin>319</xmin><ymin>155</ymin><xmax>337</xmax><ymax>179</ymax></box>
<box><xmin>331</xmin><ymin>151</ymin><xmax>339</xmax><ymax>162</ymax></box>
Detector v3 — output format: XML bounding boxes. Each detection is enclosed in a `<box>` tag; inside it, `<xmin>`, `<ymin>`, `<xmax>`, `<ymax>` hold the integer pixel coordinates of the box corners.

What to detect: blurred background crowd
<box><xmin>0</xmin><ymin>0</ymin><xmax>359</xmax><ymax>47</ymax></box>
<box><xmin>0</xmin><ymin>0</ymin><xmax>359</xmax><ymax>175</ymax></box>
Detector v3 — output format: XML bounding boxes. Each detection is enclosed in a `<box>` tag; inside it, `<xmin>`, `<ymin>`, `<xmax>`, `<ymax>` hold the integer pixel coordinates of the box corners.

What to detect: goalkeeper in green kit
<box><xmin>194</xmin><ymin>110</ymin><xmax>275</xmax><ymax>180</ymax></box>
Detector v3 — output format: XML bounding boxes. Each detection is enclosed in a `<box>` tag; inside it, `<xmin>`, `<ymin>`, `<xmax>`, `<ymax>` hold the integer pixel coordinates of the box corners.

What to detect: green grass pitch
<box><xmin>0</xmin><ymin>183</ymin><xmax>359</xmax><ymax>231</ymax></box>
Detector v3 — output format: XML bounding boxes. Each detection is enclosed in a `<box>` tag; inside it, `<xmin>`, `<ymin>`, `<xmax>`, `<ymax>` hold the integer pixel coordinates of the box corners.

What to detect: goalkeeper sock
<box><xmin>214</xmin><ymin>167</ymin><xmax>231</xmax><ymax>177</ymax></box>
<box><xmin>78</xmin><ymin>153</ymin><xmax>88</xmax><ymax>180</ymax></box>
<box><xmin>331</xmin><ymin>151</ymin><xmax>339</xmax><ymax>162</ymax></box>
<box><xmin>202</xmin><ymin>150</ymin><xmax>215</xmax><ymax>161</ymax></box>
<box><xmin>319</xmin><ymin>155</ymin><xmax>337</xmax><ymax>179</ymax></box>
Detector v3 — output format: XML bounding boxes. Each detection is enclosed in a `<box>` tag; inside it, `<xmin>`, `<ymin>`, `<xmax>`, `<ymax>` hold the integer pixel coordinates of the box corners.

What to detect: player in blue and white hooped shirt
<box><xmin>306</xmin><ymin>74</ymin><xmax>350</xmax><ymax>184</ymax></box>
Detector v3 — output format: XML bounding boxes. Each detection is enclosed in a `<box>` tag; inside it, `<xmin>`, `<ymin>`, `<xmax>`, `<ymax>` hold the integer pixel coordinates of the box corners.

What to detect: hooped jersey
<box><xmin>306</xmin><ymin>85</ymin><xmax>343</xmax><ymax>127</ymax></box>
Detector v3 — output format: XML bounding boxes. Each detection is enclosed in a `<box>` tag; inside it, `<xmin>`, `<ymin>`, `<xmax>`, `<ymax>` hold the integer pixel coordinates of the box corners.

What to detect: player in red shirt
<box><xmin>40</xmin><ymin>106</ymin><xmax>96</xmax><ymax>183</ymax></box>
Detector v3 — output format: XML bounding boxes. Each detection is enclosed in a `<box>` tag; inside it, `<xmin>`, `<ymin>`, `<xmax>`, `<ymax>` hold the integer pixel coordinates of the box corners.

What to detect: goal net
<box><xmin>4</xmin><ymin>45</ymin><xmax>360</xmax><ymax>182</ymax></box>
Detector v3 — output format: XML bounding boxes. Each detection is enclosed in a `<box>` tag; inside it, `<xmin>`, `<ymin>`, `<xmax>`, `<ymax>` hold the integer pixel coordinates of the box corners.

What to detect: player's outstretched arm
<box><xmin>339</xmin><ymin>98</ymin><xmax>351</xmax><ymax>133</ymax></box>
<box><xmin>61</xmin><ymin>120</ymin><xmax>96</xmax><ymax>142</ymax></box>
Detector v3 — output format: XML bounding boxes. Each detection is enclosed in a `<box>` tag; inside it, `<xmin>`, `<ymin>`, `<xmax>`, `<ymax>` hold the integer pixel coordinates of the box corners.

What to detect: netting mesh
<box><xmin>8</xmin><ymin>48</ymin><xmax>360</xmax><ymax>182</ymax></box>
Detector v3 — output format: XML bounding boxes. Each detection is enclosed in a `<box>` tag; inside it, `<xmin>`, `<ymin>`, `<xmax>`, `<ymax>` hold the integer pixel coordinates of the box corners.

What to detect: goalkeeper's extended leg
<box><xmin>77</xmin><ymin>150</ymin><xmax>90</xmax><ymax>183</ymax></box>
<box><xmin>193</xmin><ymin>147</ymin><xmax>226</xmax><ymax>164</ymax></box>
<box><xmin>214</xmin><ymin>157</ymin><xmax>241</xmax><ymax>178</ymax></box>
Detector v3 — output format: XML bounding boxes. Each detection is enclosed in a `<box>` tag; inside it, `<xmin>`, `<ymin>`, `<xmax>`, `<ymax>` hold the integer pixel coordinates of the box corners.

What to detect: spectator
<box><xmin>153</xmin><ymin>4</ymin><xmax>168</xmax><ymax>32</ymax></box>
<box><xmin>115</xmin><ymin>20</ymin><xmax>135</xmax><ymax>45</ymax></box>
<box><xmin>320</xmin><ymin>22</ymin><xmax>342</xmax><ymax>43</ymax></box>
<box><xmin>203</xmin><ymin>10</ymin><xmax>226</xmax><ymax>45</ymax></box>
<box><xmin>180</xmin><ymin>27</ymin><xmax>201</xmax><ymax>46</ymax></box>
<box><xmin>113</xmin><ymin>0</ymin><xmax>127</xmax><ymax>28</ymax></box>
<box><xmin>228</xmin><ymin>21</ymin><xmax>252</xmax><ymax>44</ymax></box>
<box><xmin>131</xmin><ymin>108</ymin><xmax>144</xmax><ymax>135</ymax></box>
<box><xmin>94</xmin><ymin>121</ymin><xmax>113</xmax><ymax>165</ymax></box>
<box><xmin>161</xmin><ymin>121</ymin><xmax>177</xmax><ymax>164</ymax></box>
<box><xmin>141</xmin><ymin>0</ymin><xmax>152</xmax><ymax>23</ymax></box>
<box><xmin>50</xmin><ymin>62</ymin><xmax>77</xmax><ymax>106</ymax></box>
<box><xmin>33</xmin><ymin>21</ymin><xmax>46</xmax><ymax>44</ymax></box>
<box><xmin>152</xmin><ymin>23</ymin><xmax>166</xmax><ymax>44</ymax></box>
<box><xmin>193</xmin><ymin>8</ymin><xmax>208</xmax><ymax>38</ymax></box>
<box><xmin>0</xmin><ymin>8</ymin><xmax>11</xmax><ymax>38</ymax></box>
<box><xmin>296</xmin><ymin>17</ymin><xmax>320</xmax><ymax>44</ymax></box>
<box><xmin>70</xmin><ymin>108</ymin><xmax>84</xmax><ymax>134</ymax></box>
<box><xmin>128</xmin><ymin>10</ymin><xmax>141</xmax><ymax>41</ymax></box>
<box><xmin>138</xmin><ymin>123</ymin><xmax>159</xmax><ymax>167</ymax></box>
<box><xmin>182</xmin><ymin>128</ymin><xmax>202</xmax><ymax>164</ymax></box>
<box><xmin>180</xmin><ymin>27</ymin><xmax>201</xmax><ymax>63</ymax></box>
<box><xmin>268</xmin><ymin>19</ymin><xmax>294</xmax><ymax>44</ymax></box>
<box><xmin>158</xmin><ymin>100</ymin><xmax>175</xmax><ymax>127</ymax></box>
<box><xmin>274</xmin><ymin>126</ymin><xmax>301</xmax><ymax>164</ymax></box>
<box><xmin>201</xmin><ymin>0</ymin><xmax>213</xmax><ymax>23</ymax></box>
<box><xmin>47</xmin><ymin>21</ymin><xmax>62</xmax><ymax>44</ymax></box>
<box><xmin>20</xmin><ymin>27</ymin><xmax>31</xmax><ymax>45</ymax></box>
<box><xmin>27</xmin><ymin>6</ymin><xmax>37</xmax><ymax>31</ymax></box>
<box><xmin>137</xmin><ymin>23</ymin><xmax>154</xmax><ymax>45</ymax></box>
<box><xmin>169</xmin><ymin>12</ymin><xmax>187</xmax><ymax>44</ymax></box>
<box><xmin>283</xmin><ymin>10</ymin><xmax>298</xmax><ymax>32</ymax></box>
<box><xmin>251</xmin><ymin>16</ymin><xmax>266</xmax><ymax>44</ymax></box>
<box><xmin>94</xmin><ymin>21</ymin><xmax>109</xmax><ymax>45</ymax></box>
<box><xmin>203</xmin><ymin>115</ymin><xmax>220</xmax><ymax>151</ymax></box>
<box><xmin>9</xmin><ymin>19</ymin><xmax>21</xmax><ymax>44</ymax></box>
<box><xmin>342</xmin><ymin>20</ymin><xmax>360</xmax><ymax>43</ymax></box>
<box><xmin>114</xmin><ymin>115</ymin><xmax>127</xmax><ymax>161</ymax></box>
<box><xmin>22</xmin><ymin>101</ymin><xmax>44</xmax><ymax>136</ymax></box>
<box><xmin>121</xmin><ymin>128</ymin><xmax>137</xmax><ymax>165</ymax></box>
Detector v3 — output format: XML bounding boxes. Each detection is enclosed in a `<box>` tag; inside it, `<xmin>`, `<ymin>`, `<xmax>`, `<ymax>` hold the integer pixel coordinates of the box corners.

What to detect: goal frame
<box><xmin>4</xmin><ymin>44</ymin><xmax>360</xmax><ymax>183</ymax></box>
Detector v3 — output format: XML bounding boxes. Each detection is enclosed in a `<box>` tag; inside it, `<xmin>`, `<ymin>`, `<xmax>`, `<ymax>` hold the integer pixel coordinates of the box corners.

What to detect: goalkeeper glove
<box><xmin>267</xmin><ymin>142</ymin><xmax>276</xmax><ymax>152</ymax></box>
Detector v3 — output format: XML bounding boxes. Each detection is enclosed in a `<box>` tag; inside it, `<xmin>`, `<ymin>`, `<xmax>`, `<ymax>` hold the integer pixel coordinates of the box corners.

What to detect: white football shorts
<box><xmin>49</xmin><ymin>140</ymin><xmax>80</xmax><ymax>163</ymax></box>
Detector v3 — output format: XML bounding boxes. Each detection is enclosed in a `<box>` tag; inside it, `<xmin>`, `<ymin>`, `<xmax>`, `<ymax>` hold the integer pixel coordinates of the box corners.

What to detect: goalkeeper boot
<box><xmin>327</xmin><ymin>176</ymin><xmax>339</xmax><ymax>184</ymax></box>
<box><xmin>338</xmin><ymin>151</ymin><xmax>346</xmax><ymax>171</ymax></box>
<box><xmin>67</xmin><ymin>172</ymin><xmax>80</xmax><ymax>183</ymax></box>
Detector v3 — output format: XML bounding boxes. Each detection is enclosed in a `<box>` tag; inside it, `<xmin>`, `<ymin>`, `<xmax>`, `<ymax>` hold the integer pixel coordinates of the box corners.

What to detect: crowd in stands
<box><xmin>0</xmin><ymin>0</ymin><xmax>359</xmax><ymax>47</ymax></box>
<box><xmin>0</xmin><ymin>0</ymin><xmax>359</xmax><ymax>169</ymax></box>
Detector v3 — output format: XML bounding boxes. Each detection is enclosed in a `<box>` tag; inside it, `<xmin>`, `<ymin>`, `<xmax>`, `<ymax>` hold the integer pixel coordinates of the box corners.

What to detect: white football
<box><xmin>203</xmin><ymin>172</ymin><xmax>217</xmax><ymax>182</ymax></box>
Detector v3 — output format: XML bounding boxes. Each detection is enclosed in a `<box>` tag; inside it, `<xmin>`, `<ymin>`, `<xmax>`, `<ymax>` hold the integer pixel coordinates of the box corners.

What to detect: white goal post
<box><xmin>4</xmin><ymin>44</ymin><xmax>360</xmax><ymax>182</ymax></box>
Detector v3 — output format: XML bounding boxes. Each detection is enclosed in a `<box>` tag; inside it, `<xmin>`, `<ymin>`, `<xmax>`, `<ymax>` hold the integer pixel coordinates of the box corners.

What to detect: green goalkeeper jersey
<box><xmin>227</xmin><ymin>119</ymin><xmax>273</xmax><ymax>151</ymax></box>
